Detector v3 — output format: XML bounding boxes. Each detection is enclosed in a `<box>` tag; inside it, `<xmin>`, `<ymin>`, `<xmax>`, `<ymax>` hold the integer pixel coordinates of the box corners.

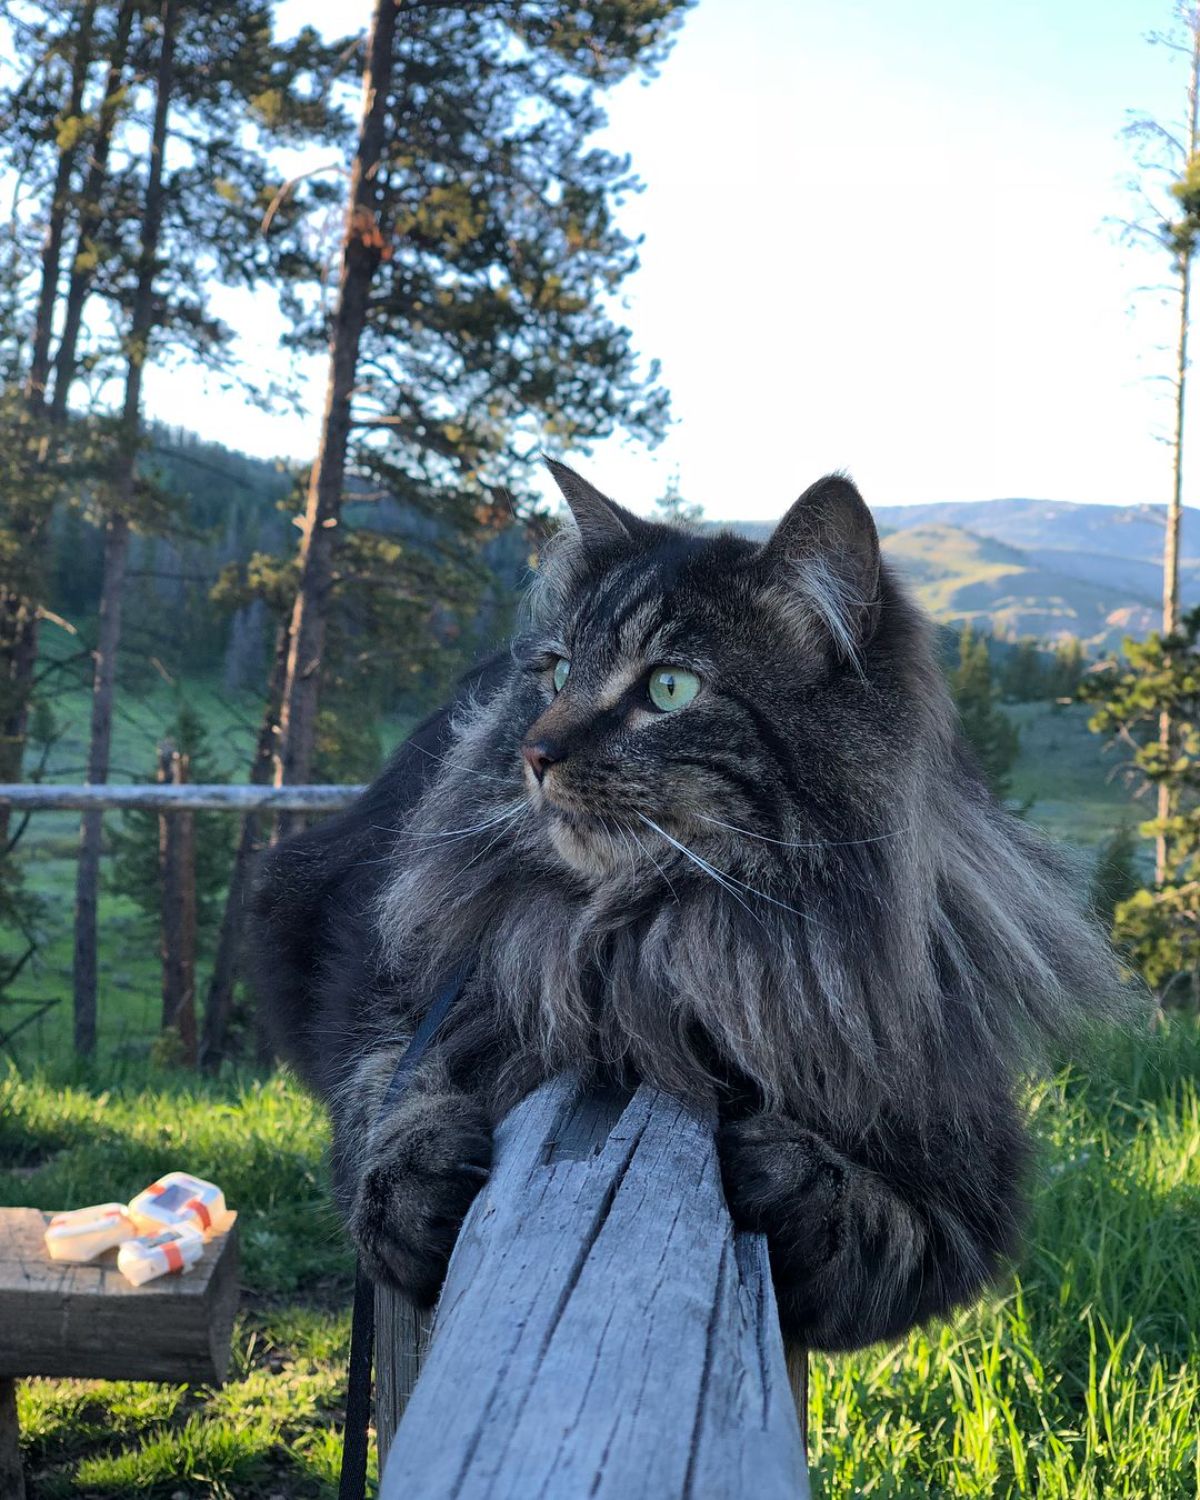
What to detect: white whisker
<box><xmin>627</xmin><ymin>823</ymin><xmax>681</xmax><ymax>904</ymax></box>
<box><xmin>358</xmin><ymin>802</ymin><xmax>529</xmax><ymax>866</ymax></box>
<box><xmin>612</xmin><ymin>820</ymin><xmax>637</xmax><ymax>874</ymax></box>
<box><xmin>459</xmin><ymin>802</ymin><xmax>531</xmax><ymax>872</ymax></box>
<box><xmin>373</xmin><ymin>800</ymin><xmax>528</xmax><ymax>843</ymax></box>
<box><xmin>409</xmin><ymin>741</ymin><xmax>514</xmax><ymax>785</ymax></box>
<box><xmin>638</xmin><ymin>815</ymin><xmax>771</xmax><ymax>928</ymax></box>
<box><xmin>639</xmin><ymin>814</ymin><xmax>832</xmax><ymax>933</ymax></box>
<box><xmin>693</xmin><ymin>811</ymin><xmax>912</xmax><ymax>851</ymax></box>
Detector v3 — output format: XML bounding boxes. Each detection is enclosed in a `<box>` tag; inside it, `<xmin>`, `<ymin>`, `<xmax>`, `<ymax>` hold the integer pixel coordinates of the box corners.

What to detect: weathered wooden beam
<box><xmin>0</xmin><ymin>1209</ymin><xmax>239</xmax><ymax>1384</ymax></box>
<box><xmin>0</xmin><ymin>783</ymin><xmax>364</xmax><ymax>812</ymax></box>
<box><xmin>377</xmin><ymin>1075</ymin><xmax>808</xmax><ymax>1500</ymax></box>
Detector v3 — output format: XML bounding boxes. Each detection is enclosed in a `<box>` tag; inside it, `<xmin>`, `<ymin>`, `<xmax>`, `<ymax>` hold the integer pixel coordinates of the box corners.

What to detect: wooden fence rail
<box><xmin>376</xmin><ymin>1074</ymin><xmax>810</xmax><ymax>1500</ymax></box>
<box><xmin>0</xmin><ymin>781</ymin><xmax>365</xmax><ymax>1065</ymax></box>
<box><xmin>0</xmin><ymin>784</ymin><xmax>365</xmax><ymax>812</ymax></box>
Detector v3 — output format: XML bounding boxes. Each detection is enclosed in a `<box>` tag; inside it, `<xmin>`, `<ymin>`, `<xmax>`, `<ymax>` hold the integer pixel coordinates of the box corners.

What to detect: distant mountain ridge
<box><xmin>732</xmin><ymin>498</ymin><xmax>1199</xmax><ymax>646</ymax></box>
<box><xmin>119</xmin><ymin>432</ymin><xmax>1198</xmax><ymax>654</ymax></box>
<box><xmin>872</xmin><ymin>498</ymin><xmax>1188</xmax><ymax>557</ymax></box>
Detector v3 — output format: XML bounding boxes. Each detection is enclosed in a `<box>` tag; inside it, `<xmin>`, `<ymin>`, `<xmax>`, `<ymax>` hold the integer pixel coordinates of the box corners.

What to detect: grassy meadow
<box><xmin>1007</xmin><ymin>702</ymin><xmax>1138</xmax><ymax>848</ymax></box>
<box><xmin>3</xmin><ymin>690</ymin><xmax>1196</xmax><ymax>1496</ymax></box>
<box><xmin>4</xmin><ymin>1024</ymin><xmax>1198</xmax><ymax>1497</ymax></box>
<box><xmin>2</xmin><ymin>1066</ymin><xmax>360</xmax><ymax>1497</ymax></box>
<box><xmin>5</xmin><ymin>669</ymin><xmax>260</xmax><ymax>1063</ymax></box>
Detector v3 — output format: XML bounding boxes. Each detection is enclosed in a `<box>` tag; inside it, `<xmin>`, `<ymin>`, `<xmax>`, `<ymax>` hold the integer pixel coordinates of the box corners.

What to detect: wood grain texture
<box><xmin>374</xmin><ymin>1287</ymin><xmax>431</xmax><ymax>1462</ymax></box>
<box><xmin>0</xmin><ymin>1209</ymin><xmax>239</xmax><ymax>1383</ymax></box>
<box><xmin>378</xmin><ymin>1076</ymin><xmax>808</xmax><ymax>1500</ymax></box>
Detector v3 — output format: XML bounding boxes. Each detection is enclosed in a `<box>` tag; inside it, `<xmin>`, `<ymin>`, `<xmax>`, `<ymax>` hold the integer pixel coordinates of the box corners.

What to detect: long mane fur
<box><xmin>374</xmin><ymin>522</ymin><xmax>1125</xmax><ymax>1136</ymax></box>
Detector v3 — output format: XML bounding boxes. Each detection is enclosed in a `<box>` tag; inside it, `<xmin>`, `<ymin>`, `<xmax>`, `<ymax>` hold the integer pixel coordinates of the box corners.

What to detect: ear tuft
<box><xmin>761</xmin><ymin>473</ymin><xmax>881</xmax><ymax>658</ymax></box>
<box><xmin>543</xmin><ymin>457</ymin><xmax>648</xmax><ymax>550</ymax></box>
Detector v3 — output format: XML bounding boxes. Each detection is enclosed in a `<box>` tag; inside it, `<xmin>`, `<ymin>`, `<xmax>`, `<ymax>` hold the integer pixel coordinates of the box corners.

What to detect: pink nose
<box><xmin>522</xmin><ymin>740</ymin><xmax>563</xmax><ymax>783</ymax></box>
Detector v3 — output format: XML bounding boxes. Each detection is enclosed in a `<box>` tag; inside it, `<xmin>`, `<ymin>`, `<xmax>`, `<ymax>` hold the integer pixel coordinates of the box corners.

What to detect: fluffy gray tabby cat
<box><xmin>252</xmin><ymin>463</ymin><xmax>1121</xmax><ymax>1352</ymax></box>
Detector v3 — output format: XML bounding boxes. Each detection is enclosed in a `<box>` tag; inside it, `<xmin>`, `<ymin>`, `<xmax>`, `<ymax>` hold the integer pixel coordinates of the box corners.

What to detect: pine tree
<box><xmin>1000</xmin><ymin>637</ymin><xmax>1045</xmax><ymax>702</ymax></box>
<box><xmin>272</xmin><ymin>0</ymin><xmax>688</xmax><ymax>825</ymax></box>
<box><xmin>36</xmin><ymin>2</ymin><xmax>351</xmax><ymax>1053</ymax></box>
<box><xmin>1083</xmin><ymin>606</ymin><xmax>1200</xmax><ymax>999</ymax></box>
<box><xmin>109</xmin><ymin>702</ymin><xmax>233</xmax><ymax>1061</ymax></box>
<box><xmin>0</xmin><ymin>1</ymin><xmax>347</xmax><ymax>871</ymax></box>
<box><xmin>653</xmin><ymin>471</ymin><xmax>703</xmax><ymax>525</ymax></box>
<box><xmin>0</xmin><ymin>0</ymin><xmax>120</xmax><ymax>836</ymax></box>
<box><xmin>72</xmin><ymin>0</ymin><xmax>182</xmax><ymax>1056</ymax></box>
<box><xmin>22</xmin><ymin>0</ymin><xmax>100</xmax><ymax>413</ymax></box>
<box><xmin>1050</xmin><ymin>635</ymin><xmax>1085</xmax><ymax>699</ymax></box>
<box><xmin>108</xmin><ymin>702</ymin><xmax>232</xmax><ymax>938</ymax></box>
<box><xmin>951</xmin><ymin>624</ymin><xmax>1020</xmax><ymax>798</ymax></box>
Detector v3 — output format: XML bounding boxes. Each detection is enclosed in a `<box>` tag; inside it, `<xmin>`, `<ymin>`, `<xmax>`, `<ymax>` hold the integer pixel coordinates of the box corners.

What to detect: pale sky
<box><xmin>142</xmin><ymin>0</ymin><xmax>1196</xmax><ymax>521</ymax></box>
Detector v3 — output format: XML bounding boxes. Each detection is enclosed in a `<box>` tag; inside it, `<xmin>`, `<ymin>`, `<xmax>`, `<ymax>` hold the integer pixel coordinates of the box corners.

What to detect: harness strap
<box><xmin>338</xmin><ymin>963</ymin><xmax>473</xmax><ymax>1500</ymax></box>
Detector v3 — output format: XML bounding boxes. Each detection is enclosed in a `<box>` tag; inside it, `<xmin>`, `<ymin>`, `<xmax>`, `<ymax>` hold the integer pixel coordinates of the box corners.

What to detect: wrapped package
<box><xmin>128</xmin><ymin>1172</ymin><xmax>235</xmax><ymax>1239</ymax></box>
<box><xmin>117</xmin><ymin>1224</ymin><xmax>207</xmax><ymax>1286</ymax></box>
<box><xmin>44</xmin><ymin>1203</ymin><xmax>137</xmax><ymax>1263</ymax></box>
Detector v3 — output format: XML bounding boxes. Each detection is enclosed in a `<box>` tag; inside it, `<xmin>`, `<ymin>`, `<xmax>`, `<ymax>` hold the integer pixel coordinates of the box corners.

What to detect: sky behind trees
<box><xmin>139</xmin><ymin>0</ymin><xmax>1194</xmax><ymax>519</ymax></box>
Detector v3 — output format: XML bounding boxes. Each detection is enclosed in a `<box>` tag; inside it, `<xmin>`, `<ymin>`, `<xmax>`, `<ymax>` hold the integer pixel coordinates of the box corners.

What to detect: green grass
<box><xmin>2</xmin><ymin>1062</ymin><xmax>364</xmax><ymax>1498</ymax></box>
<box><xmin>3</xmin><ymin>1025</ymin><xmax>1199</xmax><ymax>1497</ymax></box>
<box><xmin>808</xmin><ymin>1023</ymin><xmax>1200</xmax><ymax>1498</ymax></box>
<box><xmin>1007</xmin><ymin>702</ymin><xmax>1140</xmax><ymax>850</ymax></box>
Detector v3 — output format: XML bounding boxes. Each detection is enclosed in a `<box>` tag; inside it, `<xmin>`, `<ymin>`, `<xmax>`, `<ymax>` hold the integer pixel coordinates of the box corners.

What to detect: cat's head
<box><xmin>512</xmin><ymin>460</ymin><xmax>937</xmax><ymax>879</ymax></box>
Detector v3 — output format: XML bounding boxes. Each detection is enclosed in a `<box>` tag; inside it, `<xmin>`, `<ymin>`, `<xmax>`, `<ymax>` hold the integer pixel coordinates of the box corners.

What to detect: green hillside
<box><xmin>733</xmin><ymin>497</ymin><xmax>1192</xmax><ymax>645</ymax></box>
<box><xmin>880</xmin><ymin>524</ymin><xmax>1155</xmax><ymax>645</ymax></box>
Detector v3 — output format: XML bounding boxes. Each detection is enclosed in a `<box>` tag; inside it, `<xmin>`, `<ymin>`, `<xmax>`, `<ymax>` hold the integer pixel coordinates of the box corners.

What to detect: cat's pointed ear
<box><xmin>760</xmin><ymin>474</ymin><xmax>881</xmax><ymax>657</ymax></box>
<box><xmin>544</xmin><ymin>458</ymin><xmax>648</xmax><ymax>549</ymax></box>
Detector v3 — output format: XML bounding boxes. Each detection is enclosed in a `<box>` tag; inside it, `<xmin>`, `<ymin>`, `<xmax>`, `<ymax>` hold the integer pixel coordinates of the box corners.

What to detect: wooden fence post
<box><xmin>0</xmin><ymin>1376</ymin><xmax>24</xmax><ymax>1500</ymax></box>
<box><xmin>376</xmin><ymin>1075</ymin><xmax>809</xmax><ymax>1500</ymax></box>
<box><xmin>373</xmin><ymin>1291</ymin><xmax>431</xmax><ymax>1461</ymax></box>
<box><xmin>157</xmin><ymin>743</ymin><xmax>197</xmax><ymax>1065</ymax></box>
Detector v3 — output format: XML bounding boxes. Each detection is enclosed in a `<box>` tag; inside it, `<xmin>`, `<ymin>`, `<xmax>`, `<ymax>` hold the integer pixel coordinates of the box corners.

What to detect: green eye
<box><xmin>647</xmin><ymin>665</ymin><xmax>700</xmax><ymax>713</ymax></box>
<box><xmin>552</xmin><ymin>657</ymin><xmax>571</xmax><ymax>692</ymax></box>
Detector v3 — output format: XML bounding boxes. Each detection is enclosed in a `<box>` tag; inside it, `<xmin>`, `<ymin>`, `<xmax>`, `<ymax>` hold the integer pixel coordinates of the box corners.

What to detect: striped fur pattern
<box><xmin>253</xmin><ymin>465</ymin><xmax>1125</xmax><ymax>1352</ymax></box>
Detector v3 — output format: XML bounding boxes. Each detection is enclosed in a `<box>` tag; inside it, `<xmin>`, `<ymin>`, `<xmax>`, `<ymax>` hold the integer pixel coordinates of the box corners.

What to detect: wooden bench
<box><xmin>0</xmin><ymin>1208</ymin><xmax>239</xmax><ymax>1500</ymax></box>
<box><xmin>376</xmin><ymin>1076</ymin><xmax>810</xmax><ymax>1499</ymax></box>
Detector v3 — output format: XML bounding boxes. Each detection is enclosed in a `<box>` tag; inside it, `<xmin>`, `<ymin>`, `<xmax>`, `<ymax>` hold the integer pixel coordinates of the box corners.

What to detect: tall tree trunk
<box><xmin>0</xmin><ymin>599</ymin><xmax>39</xmax><ymax>849</ymax></box>
<box><xmin>201</xmin><ymin>616</ymin><xmax>292</xmax><ymax>1070</ymax></box>
<box><xmin>72</xmin><ymin>0</ymin><xmax>178</xmax><ymax>1056</ymax></box>
<box><xmin>272</xmin><ymin>0</ymin><xmax>398</xmax><ymax>839</ymax></box>
<box><xmin>49</xmin><ymin>0</ymin><xmax>136</xmax><ymax>425</ymax></box>
<box><xmin>1156</xmin><ymin>23</ymin><xmax>1200</xmax><ymax>888</ymax></box>
<box><xmin>26</xmin><ymin>0</ymin><xmax>98</xmax><ymax>412</ymax></box>
<box><xmin>0</xmin><ymin>2</ymin><xmax>99</xmax><ymax>846</ymax></box>
<box><xmin>73</xmin><ymin>512</ymin><xmax>130</xmax><ymax>1054</ymax></box>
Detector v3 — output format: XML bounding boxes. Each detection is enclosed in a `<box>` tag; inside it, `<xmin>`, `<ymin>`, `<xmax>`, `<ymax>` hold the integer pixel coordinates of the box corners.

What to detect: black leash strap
<box><xmin>339</xmin><ymin>1262</ymin><xmax>376</xmax><ymax>1500</ymax></box>
<box><xmin>338</xmin><ymin>963</ymin><xmax>472</xmax><ymax>1500</ymax></box>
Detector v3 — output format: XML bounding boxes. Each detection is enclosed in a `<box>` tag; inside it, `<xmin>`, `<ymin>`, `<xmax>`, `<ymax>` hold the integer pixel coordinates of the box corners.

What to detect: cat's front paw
<box><xmin>349</xmin><ymin>1084</ymin><xmax>492</xmax><ymax>1303</ymax></box>
<box><xmin>717</xmin><ymin>1113</ymin><xmax>848</xmax><ymax>1276</ymax></box>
